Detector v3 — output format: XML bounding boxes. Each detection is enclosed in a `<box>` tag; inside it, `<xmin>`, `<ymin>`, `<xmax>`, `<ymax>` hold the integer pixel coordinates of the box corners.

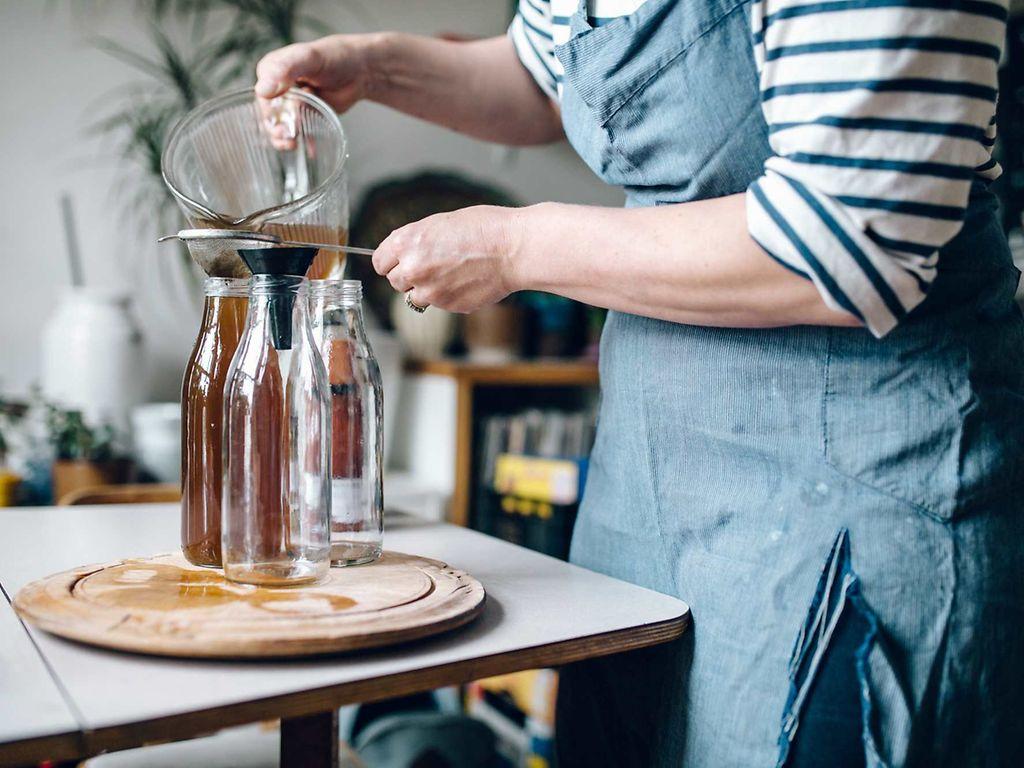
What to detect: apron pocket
<box><xmin>822</xmin><ymin>326</ymin><xmax>968</xmax><ymax>522</ymax></box>
<box><xmin>555</xmin><ymin>0</ymin><xmax>772</xmax><ymax>200</ymax></box>
<box><xmin>823</xmin><ymin>318</ymin><xmax>1024</xmax><ymax>522</ymax></box>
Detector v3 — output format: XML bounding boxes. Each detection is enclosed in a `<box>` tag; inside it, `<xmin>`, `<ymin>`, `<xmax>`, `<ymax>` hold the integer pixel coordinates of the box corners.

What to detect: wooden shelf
<box><xmin>404</xmin><ymin>358</ymin><xmax>599</xmax><ymax>387</ymax></box>
<box><xmin>402</xmin><ymin>358</ymin><xmax>599</xmax><ymax>527</ymax></box>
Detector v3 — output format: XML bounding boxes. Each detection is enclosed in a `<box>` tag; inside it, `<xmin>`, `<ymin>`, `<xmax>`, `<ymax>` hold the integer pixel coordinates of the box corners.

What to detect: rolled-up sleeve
<box><xmin>509</xmin><ymin>0</ymin><xmax>561</xmax><ymax>100</ymax></box>
<box><xmin>746</xmin><ymin>0</ymin><xmax>1006</xmax><ymax>336</ymax></box>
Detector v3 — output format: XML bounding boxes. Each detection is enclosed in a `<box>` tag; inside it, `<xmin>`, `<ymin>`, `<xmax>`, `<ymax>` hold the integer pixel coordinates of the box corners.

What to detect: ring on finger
<box><xmin>405</xmin><ymin>292</ymin><xmax>428</xmax><ymax>313</ymax></box>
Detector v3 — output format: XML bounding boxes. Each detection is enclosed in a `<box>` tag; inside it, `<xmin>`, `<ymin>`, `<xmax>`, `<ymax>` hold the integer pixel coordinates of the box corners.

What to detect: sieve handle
<box><xmin>157</xmin><ymin>232</ymin><xmax>374</xmax><ymax>257</ymax></box>
<box><xmin>287</xmin><ymin>241</ymin><xmax>375</xmax><ymax>257</ymax></box>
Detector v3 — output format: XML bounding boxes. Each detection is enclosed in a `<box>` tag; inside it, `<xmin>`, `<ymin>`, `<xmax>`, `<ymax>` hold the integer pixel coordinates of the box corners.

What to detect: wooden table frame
<box><xmin>2</xmin><ymin>617</ymin><xmax>684</xmax><ymax>766</ymax></box>
<box><xmin>0</xmin><ymin>505</ymin><xmax>687</xmax><ymax>768</ymax></box>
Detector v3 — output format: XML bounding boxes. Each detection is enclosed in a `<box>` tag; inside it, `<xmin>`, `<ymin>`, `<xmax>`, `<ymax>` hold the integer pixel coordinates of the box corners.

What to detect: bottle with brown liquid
<box><xmin>180</xmin><ymin>277</ymin><xmax>248</xmax><ymax>567</ymax></box>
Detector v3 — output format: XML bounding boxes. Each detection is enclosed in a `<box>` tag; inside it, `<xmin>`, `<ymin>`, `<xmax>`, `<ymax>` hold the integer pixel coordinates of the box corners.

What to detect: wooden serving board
<box><xmin>14</xmin><ymin>551</ymin><xmax>485</xmax><ymax>659</ymax></box>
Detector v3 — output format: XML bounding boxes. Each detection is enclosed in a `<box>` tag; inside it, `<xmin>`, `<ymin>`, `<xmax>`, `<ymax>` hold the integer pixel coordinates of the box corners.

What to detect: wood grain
<box><xmin>405</xmin><ymin>358</ymin><xmax>599</xmax><ymax>387</ymax></box>
<box><xmin>0</xmin><ymin>506</ymin><xmax>690</xmax><ymax>766</ymax></box>
<box><xmin>59</xmin><ymin>483</ymin><xmax>181</xmax><ymax>506</ymax></box>
<box><xmin>14</xmin><ymin>552</ymin><xmax>485</xmax><ymax>659</ymax></box>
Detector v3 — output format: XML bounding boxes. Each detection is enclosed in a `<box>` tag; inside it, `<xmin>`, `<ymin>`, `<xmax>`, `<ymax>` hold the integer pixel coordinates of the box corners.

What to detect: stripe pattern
<box><xmin>510</xmin><ymin>0</ymin><xmax>1006</xmax><ymax>336</ymax></box>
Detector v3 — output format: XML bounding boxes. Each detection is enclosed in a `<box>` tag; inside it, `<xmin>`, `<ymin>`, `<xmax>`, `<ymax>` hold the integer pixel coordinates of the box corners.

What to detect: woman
<box><xmin>257</xmin><ymin>1</ymin><xmax>1023</xmax><ymax>765</ymax></box>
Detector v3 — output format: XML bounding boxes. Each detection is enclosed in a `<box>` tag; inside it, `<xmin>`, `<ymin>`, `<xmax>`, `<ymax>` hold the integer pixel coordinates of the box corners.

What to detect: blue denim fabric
<box><xmin>552</xmin><ymin>1</ymin><xmax>1024</xmax><ymax>766</ymax></box>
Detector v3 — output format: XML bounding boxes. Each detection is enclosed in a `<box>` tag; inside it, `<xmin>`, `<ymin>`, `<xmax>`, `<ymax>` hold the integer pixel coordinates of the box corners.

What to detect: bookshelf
<box><xmin>399</xmin><ymin>359</ymin><xmax>599</xmax><ymax>526</ymax></box>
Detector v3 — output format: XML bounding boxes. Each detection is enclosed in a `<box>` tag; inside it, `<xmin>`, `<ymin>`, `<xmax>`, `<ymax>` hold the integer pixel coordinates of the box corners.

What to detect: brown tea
<box><xmin>180</xmin><ymin>285</ymin><xmax>247</xmax><ymax>567</ymax></box>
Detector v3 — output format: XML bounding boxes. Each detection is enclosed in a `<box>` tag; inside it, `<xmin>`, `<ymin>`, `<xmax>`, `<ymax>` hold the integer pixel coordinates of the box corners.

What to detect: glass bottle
<box><xmin>222</xmin><ymin>275</ymin><xmax>331</xmax><ymax>585</ymax></box>
<box><xmin>309</xmin><ymin>280</ymin><xmax>384</xmax><ymax>566</ymax></box>
<box><xmin>180</xmin><ymin>277</ymin><xmax>249</xmax><ymax>567</ymax></box>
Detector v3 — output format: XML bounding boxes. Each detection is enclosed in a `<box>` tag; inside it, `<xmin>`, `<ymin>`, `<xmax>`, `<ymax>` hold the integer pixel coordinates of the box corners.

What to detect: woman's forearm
<box><xmin>364</xmin><ymin>33</ymin><xmax>563</xmax><ymax>146</ymax></box>
<box><xmin>510</xmin><ymin>195</ymin><xmax>861</xmax><ymax>329</ymax></box>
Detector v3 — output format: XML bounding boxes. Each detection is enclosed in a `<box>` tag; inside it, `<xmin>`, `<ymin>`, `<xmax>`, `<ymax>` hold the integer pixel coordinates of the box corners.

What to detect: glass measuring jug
<box><xmin>161</xmin><ymin>86</ymin><xmax>350</xmax><ymax>280</ymax></box>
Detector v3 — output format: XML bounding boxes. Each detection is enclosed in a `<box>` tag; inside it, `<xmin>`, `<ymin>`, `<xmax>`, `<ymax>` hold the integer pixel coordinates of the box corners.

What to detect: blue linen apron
<box><xmin>551</xmin><ymin>1</ymin><xmax>1024</xmax><ymax>766</ymax></box>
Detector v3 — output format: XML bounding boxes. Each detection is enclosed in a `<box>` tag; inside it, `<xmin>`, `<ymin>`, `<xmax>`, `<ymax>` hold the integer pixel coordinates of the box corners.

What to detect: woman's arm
<box><xmin>376</xmin><ymin>0</ymin><xmax>1004</xmax><ymax>334</ymax></box>
<box><xmin>512</xmin><ymin>196</ymin><xmax>861</xmax><ymax>328</ymax></box>
<box><xmin>256</xmin><ymin>34</ymin><xmax>563</xmax><ymax>146</ymax></box>
<box><xmin>373</xmin><ymin>195</ymin><xmax>860</xmax><ymax>328</ymax></box>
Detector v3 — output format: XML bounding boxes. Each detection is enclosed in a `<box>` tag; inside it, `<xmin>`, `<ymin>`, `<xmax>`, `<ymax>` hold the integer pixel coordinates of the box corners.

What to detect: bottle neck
<box><xmin>201</xmin><ymin>278</ymin><xmax>249</xmax><ymax>334</ymax></box>
<box><xmin>204</xmin><ymin>277</ymin><xmax>250</xmax><ymax>298</ymax></box>
<box><xmin>247</xmin><ymin>275</ymin><xmax>309</xmax><ymax>351</ymax></box>
<box><xmin>308</xmin><ymin>279</ymin><xmax>363</xmax><ymax>309</ymax></box>
<box><xmin>309</xmin><ymin>281</ymin><xmax>369</xmax><ymax>348</ymax></box>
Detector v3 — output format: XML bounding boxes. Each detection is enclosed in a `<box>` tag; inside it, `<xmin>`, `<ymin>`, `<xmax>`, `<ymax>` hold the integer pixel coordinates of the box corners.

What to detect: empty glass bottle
<box><xmin>309</xmin><ymin>280</ymin><xmax>383</xmax><ymax>566</ymax></box>
<box><xmin>181</xmin><ymin>277</ymin><xmax>248</xmax><ymax>568</ymax></box>
<box><xmin>222</xmin><ymin>274</ymin><xmax>331</xmax><ymax>585</ymax></box>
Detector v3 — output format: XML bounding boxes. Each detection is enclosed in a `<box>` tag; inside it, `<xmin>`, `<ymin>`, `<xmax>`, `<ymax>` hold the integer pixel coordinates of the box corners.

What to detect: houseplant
<box><xmin>47</xmin><ymin>407</ymin><xmax>131</xmax><ymax>503</ymax></box>
<box><xmin>91</xmin><ymin>0</ymin><xmax>331</xmax><ymax>278</ymax></box>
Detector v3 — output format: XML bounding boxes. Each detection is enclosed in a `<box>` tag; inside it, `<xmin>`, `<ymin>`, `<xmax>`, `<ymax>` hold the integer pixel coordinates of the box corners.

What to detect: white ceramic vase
<box><xmin>41</xmin><ymin>287</ymin><xmax>146</xmax><ymax>437</ymax></box>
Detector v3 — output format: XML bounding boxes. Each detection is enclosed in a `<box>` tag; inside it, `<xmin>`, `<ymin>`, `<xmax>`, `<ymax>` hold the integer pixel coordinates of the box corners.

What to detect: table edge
<box><xmin>79</xmin><ymin>611</ymin><xmax>689</xmax><ymax>757</ymax></box>
<box><xmin>0</xmin><ymin>729</ymin><xmax>84</xmax><ymax>767</ymax></box>
<box><xmin>0</xmin><ymin>580</ymin><xmax>85</xmax><ymax>768</ymax></box>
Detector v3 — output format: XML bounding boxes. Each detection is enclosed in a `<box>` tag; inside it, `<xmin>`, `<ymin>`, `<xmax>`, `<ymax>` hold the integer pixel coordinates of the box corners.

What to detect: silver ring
<box><xmin>405</xmin><ymin>292</ymin><xmax>428</xmax><ymax>313</ymax></box>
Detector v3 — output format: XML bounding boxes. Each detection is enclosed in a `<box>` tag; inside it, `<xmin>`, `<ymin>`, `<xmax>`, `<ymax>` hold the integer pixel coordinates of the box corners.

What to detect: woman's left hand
<box><xmin>372</xmin><ymin>205</ymin><xmax>521</xmax><ymax>313</ymax></box>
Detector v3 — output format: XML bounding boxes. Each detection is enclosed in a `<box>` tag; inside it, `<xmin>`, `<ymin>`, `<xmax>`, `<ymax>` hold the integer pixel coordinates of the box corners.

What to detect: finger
<box><xmin>261</xmin><ymin>96</ymin><xmax>302</xmax><ymax>151</ymax></box>
<box><xmin>372</xmin><ymin>237</ymin><xmax>401</xmax><ymax>276</ymax></box>
<box><xmin>387</xmin><ymin>266</ymin><xmax>414</xmax><ymax>294</ymax></box>
<box><xmin>255</xmin><ymin>43</ymin><xmax>324</xmax><ymax>99</ymax></box>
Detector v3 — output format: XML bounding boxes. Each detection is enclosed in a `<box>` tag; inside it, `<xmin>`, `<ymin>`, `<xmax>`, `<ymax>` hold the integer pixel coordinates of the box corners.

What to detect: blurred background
<box><xmin>0</xmin><ymin>0</ymin><xmax>623</xmax><ymax>400</ymax></box>
<box><xmin>0</xmin><ymin>0</ymin><xmax>621</xmax><ymax>519</ymax></box>
<box><xmin>0</xmin><ymin>2</ymin><xmax>1022</xmax><ymax>765</ymax></box>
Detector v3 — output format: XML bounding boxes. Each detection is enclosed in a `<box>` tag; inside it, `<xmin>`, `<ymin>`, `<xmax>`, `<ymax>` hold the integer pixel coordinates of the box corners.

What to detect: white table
<box><xmin>0</xmin><ymin>504</ymin><xmax>688</xmax><ymax>767</ymax></box>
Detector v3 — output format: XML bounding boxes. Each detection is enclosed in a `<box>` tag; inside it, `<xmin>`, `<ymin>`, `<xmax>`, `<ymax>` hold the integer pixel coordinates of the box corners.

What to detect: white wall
<box><xmin>0</xmin><ymin>1</ymin><xmax>621</xmax><ymax>402</ymax></box>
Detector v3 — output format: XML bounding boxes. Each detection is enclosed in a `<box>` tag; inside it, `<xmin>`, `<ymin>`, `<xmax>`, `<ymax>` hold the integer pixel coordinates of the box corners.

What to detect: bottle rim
<box><xmin>308</xmin><ymin>279</ymin><xmax>362</xmax><ymax>303</ymax></box>
<box><xmin>203</xmin><ymin>276</ymin><xmax>250</xmax><ymax>298</ymax></box>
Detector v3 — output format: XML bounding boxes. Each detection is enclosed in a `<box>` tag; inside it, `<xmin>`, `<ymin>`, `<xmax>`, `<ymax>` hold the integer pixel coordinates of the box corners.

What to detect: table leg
<box><xmin>280</xmin><ymin>710</ymin><xmax>339</xmax><ymax>768</ymax></box>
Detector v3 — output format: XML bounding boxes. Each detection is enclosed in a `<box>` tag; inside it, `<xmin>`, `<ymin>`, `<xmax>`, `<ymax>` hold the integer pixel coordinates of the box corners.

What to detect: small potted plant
<box><xmin>48</xmin><ymin>407</ymin><xmax>131</xmax><ymax>503</ymax></box>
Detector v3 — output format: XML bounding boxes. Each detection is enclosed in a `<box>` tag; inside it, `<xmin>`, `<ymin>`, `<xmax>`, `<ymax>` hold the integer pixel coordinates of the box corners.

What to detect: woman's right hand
<box><xmin>255</xmin><ymin>35</ymin><xmax>378</xmax><ymax>114</ymax></box>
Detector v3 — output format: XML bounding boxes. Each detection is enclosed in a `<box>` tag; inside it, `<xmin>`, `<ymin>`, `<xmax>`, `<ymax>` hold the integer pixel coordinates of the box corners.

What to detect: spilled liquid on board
<box><xmin>79</xmin><ymin>562</ymin><xmax>356</xmax><ymax>615</ymax></box>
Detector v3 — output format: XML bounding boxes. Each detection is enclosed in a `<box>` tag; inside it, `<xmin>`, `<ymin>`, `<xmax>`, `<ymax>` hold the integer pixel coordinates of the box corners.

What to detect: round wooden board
<box><xmin>14</xmin><ymin>551</ymin><xmax>485</xmax><ymax>659</ymax></box>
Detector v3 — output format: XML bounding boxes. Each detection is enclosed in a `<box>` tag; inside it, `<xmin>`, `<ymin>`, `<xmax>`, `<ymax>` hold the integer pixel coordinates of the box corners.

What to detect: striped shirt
<box><xmin>509</xmin><ymin>0</ymin><xmax>1006</xmax><ymax>336</ymax></box>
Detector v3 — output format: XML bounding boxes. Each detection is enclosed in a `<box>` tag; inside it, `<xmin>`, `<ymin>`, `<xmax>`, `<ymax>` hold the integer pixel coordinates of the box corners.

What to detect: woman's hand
<box><xmin>372</xmin><ymin>206</ymin><xmax>522</xmax><ymax>313</ymax></box>
<box><xmin>256</xmin><ymin>34</ymin><xmax>379</xmax><ymax>113</ymax></box>
<box><xmin>256</xmin><ymin>34</ymin><xmax>564</xmax><ymax>146</ymax></box>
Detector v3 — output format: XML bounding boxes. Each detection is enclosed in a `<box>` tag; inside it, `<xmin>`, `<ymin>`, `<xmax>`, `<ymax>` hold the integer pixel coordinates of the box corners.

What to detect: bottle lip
<box><xmin>308</xmin><ymin>279</ymin><xmax>362</xmax><ymax>302</ymax></box>
<box><xmin>203</xmin><ymin>276</ymin><xmax>250</xmax><ymax>298</ymax></box>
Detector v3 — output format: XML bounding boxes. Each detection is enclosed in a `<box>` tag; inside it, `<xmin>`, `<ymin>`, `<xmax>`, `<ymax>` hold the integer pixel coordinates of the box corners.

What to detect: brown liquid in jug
<box><xmin>181</xmin><ymin>289</ymin><xmax>248</xmax><ymax>567</ymax></box>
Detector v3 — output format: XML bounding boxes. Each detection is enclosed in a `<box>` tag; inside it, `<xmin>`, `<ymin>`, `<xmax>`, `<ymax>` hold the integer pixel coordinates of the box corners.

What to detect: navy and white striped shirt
<box><xmin>510</xmin><ymin>0</ymin><xmax>1005</xmax><ymax>336</ymax></box>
